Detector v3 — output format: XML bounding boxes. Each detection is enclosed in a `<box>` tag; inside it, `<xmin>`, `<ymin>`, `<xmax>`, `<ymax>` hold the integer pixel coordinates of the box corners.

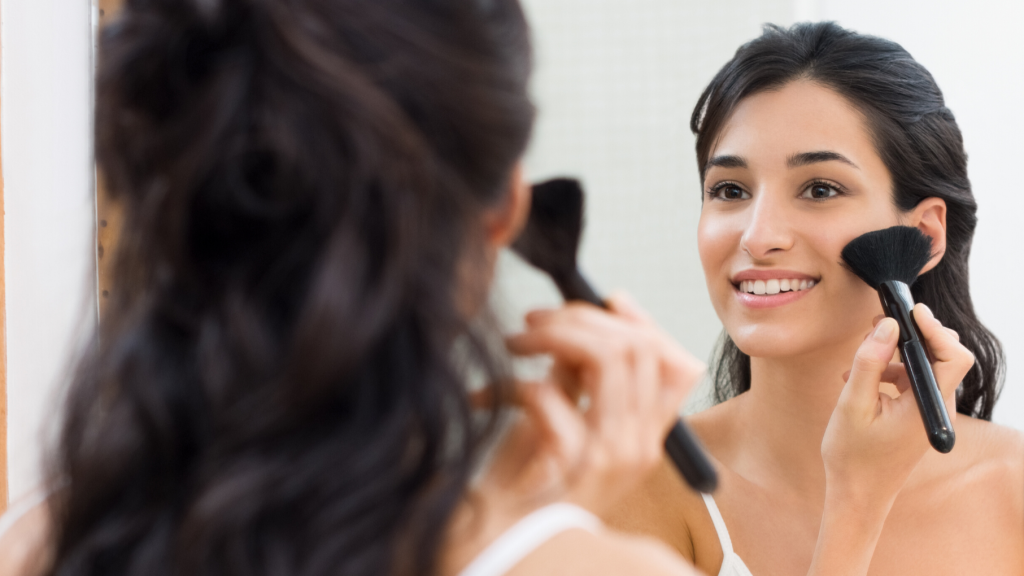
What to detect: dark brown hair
<box><xmin>47</xmin><ymin>1</ymin><xmax>533</xmax><ymax>575</ymax></box>
<box><xmin>694</xmin><ymin>22</ymin><xmax>1002</xmax><ymax>419</ymax></box>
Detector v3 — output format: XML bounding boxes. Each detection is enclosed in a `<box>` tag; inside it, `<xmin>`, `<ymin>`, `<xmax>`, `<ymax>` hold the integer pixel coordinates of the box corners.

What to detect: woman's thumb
<box><xmin>844</xmin><ymin>318</ymin><xmax>900</xmax><ymax>408</ymax></box>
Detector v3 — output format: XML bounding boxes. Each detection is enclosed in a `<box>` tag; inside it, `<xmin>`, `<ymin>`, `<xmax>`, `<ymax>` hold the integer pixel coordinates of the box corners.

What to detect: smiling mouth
<box><xmin>736</xmin><ymin>278</ymin><xmax>817</xmax><ymax>295</ymax></box>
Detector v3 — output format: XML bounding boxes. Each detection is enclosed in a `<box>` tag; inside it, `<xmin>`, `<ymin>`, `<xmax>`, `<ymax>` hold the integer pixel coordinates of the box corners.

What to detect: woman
<box><xmin>0</xmin><ymin>6</ymin><xmax>973</xmax><ymax>576</ymax></box>
<box><xmin>610</xmin><ymin>22</ymin><xmax>1024</xmax><ymax>576</ymax></box>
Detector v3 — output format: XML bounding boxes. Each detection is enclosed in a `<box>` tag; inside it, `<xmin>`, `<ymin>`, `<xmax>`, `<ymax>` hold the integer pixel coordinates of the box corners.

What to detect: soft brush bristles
<box><xmin>841</xmin><ymin>226</ymin><xmax>934</xmax><ymax>289</ymax></box>
<box><xmin>511</xmin><ymin>178</ymin><xmax>584</xmax><ymax>278</ymax></box>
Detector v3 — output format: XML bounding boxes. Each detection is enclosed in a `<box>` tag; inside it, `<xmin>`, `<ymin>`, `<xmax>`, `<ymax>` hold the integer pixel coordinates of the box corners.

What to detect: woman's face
<box><xmin>697</xmin><ymin>80</ymin><xmax>902</xmax><ymax>359</ymax></box>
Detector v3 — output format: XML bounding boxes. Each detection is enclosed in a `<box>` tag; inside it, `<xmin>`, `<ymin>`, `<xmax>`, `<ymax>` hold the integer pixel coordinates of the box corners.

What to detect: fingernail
<box><xmin>872</xmin><ymin>318</ymin><xmax>898</xmax><ymax>342</ymax></box>
<box><xmin>525</xmin><ymin>310</ymin><xmax>554</xmax><ymax>324</ymax></box>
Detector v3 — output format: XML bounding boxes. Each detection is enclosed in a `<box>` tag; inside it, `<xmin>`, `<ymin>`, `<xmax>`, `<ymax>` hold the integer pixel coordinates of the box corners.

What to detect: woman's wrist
<box><xmin>823</xmin><ymin>480</ymin><xmax>897</xmax><ymax>521</ymax></box>
<box><xmin>806</xmin><ymin>487</ymin><xmax>894</xmax><ymax>576</ymax></box>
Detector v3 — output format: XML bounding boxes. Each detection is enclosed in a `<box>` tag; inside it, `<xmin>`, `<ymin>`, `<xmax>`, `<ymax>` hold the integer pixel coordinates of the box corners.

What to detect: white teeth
<box><xmin>740</xmin><ymin>278</ymin><xmax>817</xmax><ymax>295</ymax></box>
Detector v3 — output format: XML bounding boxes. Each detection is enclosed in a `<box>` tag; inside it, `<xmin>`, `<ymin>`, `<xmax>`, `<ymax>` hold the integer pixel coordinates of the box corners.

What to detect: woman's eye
<box><xmin>710</xmin><ymin>185</ymin><xmax>750</xmax><ymax>201</ymax></box>
<box><xmin>801</xmin><ymin>182</ymin><xmax>841</xmax><ymax>200</ymax></box>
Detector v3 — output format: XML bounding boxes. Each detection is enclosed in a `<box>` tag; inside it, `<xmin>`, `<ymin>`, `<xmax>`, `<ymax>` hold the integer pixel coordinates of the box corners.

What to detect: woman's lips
<box><xmin>733</xmin><ymin>279</ymin><xmax>817</xmax><ymax>309</ymax></box>
<box><xmin>735</xmin><ymin>287</ymin><xmax>813</xmax><ymax>309</ymax></box>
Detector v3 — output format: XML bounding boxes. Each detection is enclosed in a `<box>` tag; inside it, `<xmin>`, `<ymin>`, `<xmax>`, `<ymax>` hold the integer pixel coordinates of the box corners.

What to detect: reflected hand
<box><xmin>808</xmin><ymin>304</ymin><xmax>974</xmax><ymax>576</ymax></box>
<box><xmin>822</xmin><ymin>304</ymin><xmax>973</xmax><ymax>506</ymax></box>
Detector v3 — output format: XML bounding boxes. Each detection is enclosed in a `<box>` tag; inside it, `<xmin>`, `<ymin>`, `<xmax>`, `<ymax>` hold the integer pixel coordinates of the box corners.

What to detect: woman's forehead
<box><xmin>709</xmin><ymin>80</ymin><xmax>878</xmax><ymax>170</ymax></box>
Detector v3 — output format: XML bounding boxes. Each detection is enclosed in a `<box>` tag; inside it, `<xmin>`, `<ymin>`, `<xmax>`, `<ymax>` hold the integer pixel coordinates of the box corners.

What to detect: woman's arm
<box><xmin>808</xmin><ymin>305</ymin><xmax>974</xmax><ymax>575</ymax></box>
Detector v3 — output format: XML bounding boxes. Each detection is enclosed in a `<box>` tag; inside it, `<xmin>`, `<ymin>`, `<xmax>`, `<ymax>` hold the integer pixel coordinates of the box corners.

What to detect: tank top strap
<box><xmin>457</xmin><ymin>503</ymin><xmax>602</xmax><ymax>576</ymax></box>
<box><xmin>701</xmin><ymin>492</ymin><xmax>735</xmax><ymax>555</ymax></box>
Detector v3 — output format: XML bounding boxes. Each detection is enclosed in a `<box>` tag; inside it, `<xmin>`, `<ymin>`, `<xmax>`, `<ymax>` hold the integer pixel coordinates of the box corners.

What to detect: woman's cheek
<box><xmin>697</xmin><ymin>213</ymin><xmax>742</xmax><ymax>307</ymax></box>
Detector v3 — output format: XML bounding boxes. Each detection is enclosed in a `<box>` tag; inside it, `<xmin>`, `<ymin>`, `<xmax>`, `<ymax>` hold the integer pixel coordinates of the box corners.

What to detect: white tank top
<box><xmin>457</xmin><ymin>503</ymin><xmax>602</xmax><ymax>576</ymax></box>
<box><xmin>701</xmin><ymin>493</ymin><xmax>754</xmax><ymax>576</ymax></box>
<box><xmin>0</xmin><ymin>493</ymin><xmax>598</xmax><ymax>576</ymax></box>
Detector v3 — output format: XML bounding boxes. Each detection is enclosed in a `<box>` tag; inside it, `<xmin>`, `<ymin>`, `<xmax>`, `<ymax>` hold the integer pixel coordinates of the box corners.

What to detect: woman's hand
<box><xmin>822</xmin><ymin>304</ymin><xmax>972</xmax><ymax>507</ymax></box>
<box><xmin>443</xmin><ymin>294</ymin><xmax>704</xmax><ymax>576</ymax></box>
<box><xmin>808</xmin><ymin>303</ymin><xmax>974</xmax><ymax>575</ymax></box>
<box><xmin>487</xmin><ymin>293</ymin><xmax>705</xmax><ymax>518</ymax></box>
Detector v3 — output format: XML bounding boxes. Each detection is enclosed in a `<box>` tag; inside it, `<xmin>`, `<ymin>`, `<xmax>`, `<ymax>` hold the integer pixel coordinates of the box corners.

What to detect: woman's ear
<box><xmin>909</xmin><ymin>197</ymin><xmax>947</xmax><ymax>274</ymax></box>
<box><xmin>485</xmin><ymin>163</ymin><xmax>531</xmax><ymax>249</ymax></box>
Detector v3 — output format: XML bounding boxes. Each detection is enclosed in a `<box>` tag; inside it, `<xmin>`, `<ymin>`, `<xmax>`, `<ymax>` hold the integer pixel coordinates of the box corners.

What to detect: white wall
<box><xmin>813</xmin><ymin>0</ymin><xmax>1024</xmax><ymax>431</ymax></box>
<box><xmin>2</xmin><ymin>0</ymin><xmax>96</xmax><ymax>502</ymax></box>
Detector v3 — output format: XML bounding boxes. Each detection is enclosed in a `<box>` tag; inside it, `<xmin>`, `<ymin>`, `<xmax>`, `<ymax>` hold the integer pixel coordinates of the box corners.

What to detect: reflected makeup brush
<box><xmin>512</xmin><ymin>177</ymin><xmax>719</xmax><ymax>493</ymax></box>
<box><xmin>841</xmin><ymin>226</ymin><xmax>955</xmax><ymax>453</ymax></box>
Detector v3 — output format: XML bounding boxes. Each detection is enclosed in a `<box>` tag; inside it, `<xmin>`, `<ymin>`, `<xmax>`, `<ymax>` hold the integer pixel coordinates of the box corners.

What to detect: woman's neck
<box><xmin>735</xmin><ymin>333</ymin><xmax>867</xmax><ymax>499</ymax></box>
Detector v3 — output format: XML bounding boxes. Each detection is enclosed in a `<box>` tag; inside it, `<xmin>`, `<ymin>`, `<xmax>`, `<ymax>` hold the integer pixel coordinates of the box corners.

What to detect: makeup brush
<box><xmin>512</xmin><ymin>177</ymin><xmax>719</xmax><ymax>493</ymax></box>
<box><xmin>841</xmin><ymin>226</ymin><xmax>955</xmax><ymax>453</ymax></box>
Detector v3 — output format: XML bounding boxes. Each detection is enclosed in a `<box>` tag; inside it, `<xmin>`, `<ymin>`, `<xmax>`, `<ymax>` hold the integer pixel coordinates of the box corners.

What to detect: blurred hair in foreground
<box><xmin>49</xmin><ymin>1</ymin><xmax>534</xmax><ymax>575</ymax></box>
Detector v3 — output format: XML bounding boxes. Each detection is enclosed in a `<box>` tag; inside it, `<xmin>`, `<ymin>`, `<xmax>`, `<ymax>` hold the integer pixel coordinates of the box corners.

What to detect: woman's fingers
<box><xmin>913</xmin><ymin>304</ymin><xmax>974</xmax><ymax>404</ymax></box>
<box><xmin>606</xmin><ymin>292</ymin><xmax>706</xmax><ymax>402</ymax></box>
<box><xmin>504</xmin><ymin>294</ymin><xmax>705</xmax><ymax>514</ymax></box>
<box><xmin>873</xmin><ymin>363</ymin><xmax>913</xmax><ymax>394</ymax></box>
<box><xmin>508</xmin><ymin>306</ymin><xmax>637</xmax><ymax>434</ymax></box>
<box><xmin>519</xmin><ymin>381</ymin><xmax>588</xmax><ymax>471</ymax></box>
<box><xmin>843</xmin><ymin>318</ymin><xmax>901</xmax><ymax>411</ymax></box>
<box><xmin>843</xmin><ymin>363</ymin><xmax>909</xmax><ymax>390</ymax></box>
<box><xmin>605</xmin><ymin>291</ymin><xmax>655</xmax><ymax>326</ymax></box>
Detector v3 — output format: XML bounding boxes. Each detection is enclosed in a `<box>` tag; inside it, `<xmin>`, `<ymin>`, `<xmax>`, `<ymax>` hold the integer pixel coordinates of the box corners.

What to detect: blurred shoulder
<box><xmin>0</xmin><ymin>496</ymin><xmax>51</xmax><ymax>576</ymax></box>
<box><xmin>508</xmin><ymin>526</ymin><xmax>701</xmax><ymax>576</ymax></box>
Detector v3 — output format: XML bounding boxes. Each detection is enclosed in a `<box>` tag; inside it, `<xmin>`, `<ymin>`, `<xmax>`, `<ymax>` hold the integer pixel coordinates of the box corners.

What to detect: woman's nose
<box><xmin>740</xmin><ymin>191</ymin><xmax>795</xmax><ymax>259</ymax></box>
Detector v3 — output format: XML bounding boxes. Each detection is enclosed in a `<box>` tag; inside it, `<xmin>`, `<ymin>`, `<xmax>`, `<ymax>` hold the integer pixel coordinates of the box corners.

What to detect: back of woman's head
<box><xmin>51</xmin><ymin>1</ymin><xmax>533</xmax><ymax>575</ymax></box>
<box><xmin>693</xmin><ymin>21</ymin><xmax>1003</xmax><ymax>419</ymax></box>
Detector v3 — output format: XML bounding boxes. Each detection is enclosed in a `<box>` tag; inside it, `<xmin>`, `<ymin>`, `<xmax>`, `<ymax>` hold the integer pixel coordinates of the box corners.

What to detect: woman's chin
<box><xmin>728</xmin><ymin>325</ymin><xmax>849</xmax><ymax>360</ymax></box>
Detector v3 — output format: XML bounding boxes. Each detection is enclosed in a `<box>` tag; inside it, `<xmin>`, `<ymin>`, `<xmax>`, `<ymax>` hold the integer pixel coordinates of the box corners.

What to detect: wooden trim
<box><xmin>96</xmin><ymin>0</ymin><xmax>125</xmax><ymax>320</ymax></box>
<box><xmin>0</xmin><ymin>2</ymin><xmax>7</xmax><ymax>514</ymax></box>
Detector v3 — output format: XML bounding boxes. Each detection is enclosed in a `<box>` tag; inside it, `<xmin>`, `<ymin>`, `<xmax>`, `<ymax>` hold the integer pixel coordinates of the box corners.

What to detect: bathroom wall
<box><xmin>2</xmin><ymin>0</ymin><xmax>96</xmax><ymax>502</ymax></box>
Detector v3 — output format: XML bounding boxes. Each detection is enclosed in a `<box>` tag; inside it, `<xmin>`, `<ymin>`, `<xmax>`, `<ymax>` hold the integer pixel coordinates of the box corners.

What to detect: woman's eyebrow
<box><xmin>704</xmin><ymin>154</ymin><xmax>747</xmax><ymax>173</ymax></box>
<box><xmin>787</xmin><ymin>150</ymin><xmax>859</xmax><ymax>169</ymax></box>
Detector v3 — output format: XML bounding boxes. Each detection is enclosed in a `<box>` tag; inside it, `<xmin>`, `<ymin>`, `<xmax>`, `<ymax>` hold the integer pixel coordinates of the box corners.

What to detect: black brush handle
<box><xmin>878</xmin><ymin>281</ymin><xmax>955</xmax><ymax>453</ymax></box>
<box><xmin>553</xmin><ymin>269</ymin><xmax>605</xmax><ymax>308</ymax></box>
<box><xmin>556</xmin><ymin>267</ymin><xmax>719</xmax><ymax>492</ymax></box>
<box><xmin>664</xmin><ymin>419</ymin><xmax>718</xmax><ymax>493</ymax></box>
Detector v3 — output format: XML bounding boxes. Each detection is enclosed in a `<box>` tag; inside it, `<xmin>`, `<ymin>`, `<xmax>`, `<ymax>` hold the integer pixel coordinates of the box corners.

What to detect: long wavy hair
<box><xmin>694</xmin><ymin>22</ymin><xmax>1003</xmax><ymax>419</ymax></box>
<box><xmin>46</xmin><ymin>1</ymin><xmax>533</xmax><ymax>575</ymax></box>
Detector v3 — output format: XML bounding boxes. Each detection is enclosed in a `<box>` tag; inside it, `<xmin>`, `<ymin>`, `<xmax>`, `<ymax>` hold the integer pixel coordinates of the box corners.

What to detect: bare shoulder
<box><xmin>508</xmin><ymin>527</ymin><xmax>702</xmax><ymax>576</ymax></box>
<box><xmin>918</xmin><ymin>415</ymin><xmax>1024</xmax><ymax>517</ymax></box>
<box><xmin>949</xmin><ymin>416</ymin><xmax>1024</xmax><ymax>471</ymax></box>
<box><xmin>0</xmin><ymin>499</ymin><xmax>51</xmax><ymax>576</ymax></box>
